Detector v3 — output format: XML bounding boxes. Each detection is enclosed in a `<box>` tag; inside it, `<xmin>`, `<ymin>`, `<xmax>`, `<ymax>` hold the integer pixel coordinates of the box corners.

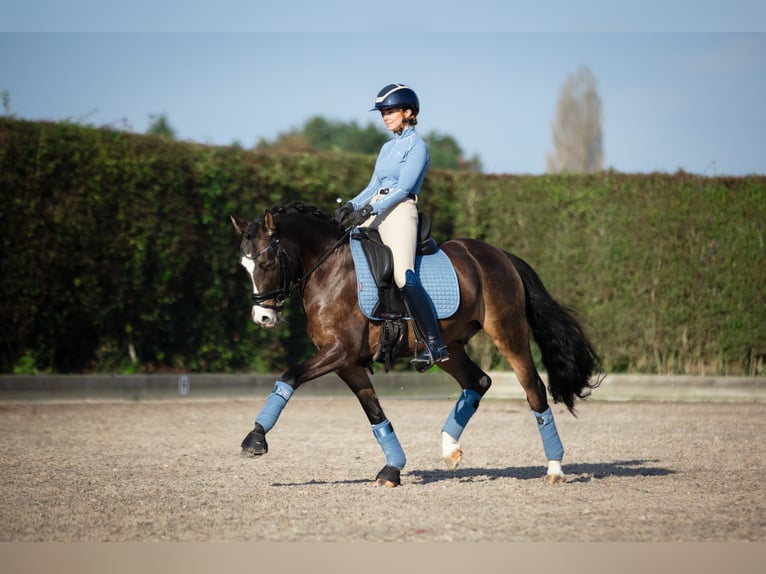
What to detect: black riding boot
<box><xmin>400</xmin><ymin>270</ymin><xmax>449</xmax><ymax>370</ymax></box>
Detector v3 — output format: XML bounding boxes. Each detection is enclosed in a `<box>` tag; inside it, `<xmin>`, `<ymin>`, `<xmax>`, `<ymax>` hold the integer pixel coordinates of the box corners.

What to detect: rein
<box><xmin>242</xmin><ymin>227</ymin><xmax>352</xmax><ymax>310</ymax></box>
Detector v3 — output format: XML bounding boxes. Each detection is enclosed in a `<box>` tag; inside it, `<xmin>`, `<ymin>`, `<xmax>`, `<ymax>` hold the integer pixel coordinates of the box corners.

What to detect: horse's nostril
<box><xmin>252</xmin><ymin>309</ymin><xmax>275</xmax><ymax>326</ymax></box>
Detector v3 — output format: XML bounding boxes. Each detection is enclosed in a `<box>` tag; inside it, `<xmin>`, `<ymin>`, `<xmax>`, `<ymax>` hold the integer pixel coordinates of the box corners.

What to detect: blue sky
<box><xmin>2</xmin><ymin>2</ymin><xmax>765</xmax><ymax>176</ymax></box>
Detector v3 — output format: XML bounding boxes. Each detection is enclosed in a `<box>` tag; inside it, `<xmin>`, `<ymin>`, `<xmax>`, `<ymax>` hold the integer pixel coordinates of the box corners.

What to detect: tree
<box><xmin>259</xmin><ymin>116</ymin><xmax>482</xmax><ymax>171</ymax></box>
<box><xmin>260</xmin><ymin>116</ymin><xmax>387</xmax><ymax>155</ymax></box>
<box><xmin>546</xmin><ymin>66</ymin><xmax>603</xmax><ymax>174</ymax></box>
<box><xmin>1</xmin><ymin>90</ymin><xmax>11</xmax><ymax>116</ymax></box>
<box><xmin>146</xmin><ymin>114</ymin><xmax>176</xmax><ymax>140</ymax></box>
<box><xmin>424</xmin><ymin>132</ymin><xmax>482</xmax><ymax>171</ymax></box>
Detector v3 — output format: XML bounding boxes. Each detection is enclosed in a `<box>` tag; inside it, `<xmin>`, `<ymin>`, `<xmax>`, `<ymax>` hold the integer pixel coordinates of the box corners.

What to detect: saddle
<box><xmin>351</xmin><ymin>212</ymin><xmax>438</xmax><ymax>320</ymax></box>
<box><xmin>350</xmin><ymin>213</ymin><xmax>458</xmax><ymax>371</ymax></box>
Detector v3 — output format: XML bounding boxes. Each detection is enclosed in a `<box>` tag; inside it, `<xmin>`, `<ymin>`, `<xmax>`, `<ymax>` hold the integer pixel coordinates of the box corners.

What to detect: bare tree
<box><xmin>1</xmin><ymin>90</ymin><xmax>11</xmax><ymax>115</ymax></box>
<box><xmin>546</xmin><ymin>65</ymin><xmax>603</xmax><ymax>174</ymax></box>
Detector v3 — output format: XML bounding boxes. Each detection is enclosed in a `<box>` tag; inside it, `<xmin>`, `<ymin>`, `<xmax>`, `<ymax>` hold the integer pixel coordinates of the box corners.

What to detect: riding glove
<box><xmin>335</xmin><ymin>201</ymin><xmax>354</xmax><ymax>224</ymax></box>
<box><xmin>347</xmin><ymin>204</ymin><xmax>373</xmax><ymax>227</ymax></box>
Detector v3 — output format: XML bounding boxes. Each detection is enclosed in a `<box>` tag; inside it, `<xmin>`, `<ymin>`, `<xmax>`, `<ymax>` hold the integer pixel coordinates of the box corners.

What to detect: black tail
<box><xmin>506</xmin><ymin>252</ymin><xmax>602</xmax><ymax>413</ymax></box>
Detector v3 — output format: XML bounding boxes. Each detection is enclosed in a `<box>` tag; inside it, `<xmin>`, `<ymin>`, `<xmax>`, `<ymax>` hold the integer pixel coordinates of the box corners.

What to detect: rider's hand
<box><xmin>334</xmin><ymin>201</ymin><xmax>354</xmax><ymax>224</ymax></box>
<box><xmin>348</xmin><ymin>204</ymin><xmax>373</xmax><ymax>227</ymax></box>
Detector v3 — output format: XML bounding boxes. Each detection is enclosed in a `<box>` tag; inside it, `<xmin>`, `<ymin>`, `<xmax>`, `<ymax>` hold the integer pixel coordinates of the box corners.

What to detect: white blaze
<box><xmin>240</xmin><ymin>255</ymin><xmax>278</xmax><ymax>327</ymax></box>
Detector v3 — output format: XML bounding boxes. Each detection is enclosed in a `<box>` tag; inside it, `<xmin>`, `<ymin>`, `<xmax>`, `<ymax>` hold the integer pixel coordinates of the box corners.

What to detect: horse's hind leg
<box><xmin>484</xmin><ymin>313</ymin><xmax>567</xmax><ymax>484</ymax></box>
<box><xmin>436</xmin><ymin>345</ymin><xmax>492</xmax><ymax>470</ymax></box>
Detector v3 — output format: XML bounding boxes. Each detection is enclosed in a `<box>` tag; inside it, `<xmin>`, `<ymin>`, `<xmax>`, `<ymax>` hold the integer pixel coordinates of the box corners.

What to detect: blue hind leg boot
<box><xmin>442</xmin><ymin>389</ymin><xmax>482</xmax><ymax>441</ymax></box>
<box><xmin>533</xmin><ymin>407</ymin><xmax>564</xmax><ymax>461</ymax></box>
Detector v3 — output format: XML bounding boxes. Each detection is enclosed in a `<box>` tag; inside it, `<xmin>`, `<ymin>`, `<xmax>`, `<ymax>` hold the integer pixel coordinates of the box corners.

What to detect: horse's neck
<box><xmin>283</xmin><ymin>216</ymin><xmax>344</xmax><ymax>271</ymax></box>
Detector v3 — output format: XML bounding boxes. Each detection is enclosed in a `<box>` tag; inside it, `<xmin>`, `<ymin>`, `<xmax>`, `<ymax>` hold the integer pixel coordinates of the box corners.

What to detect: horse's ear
<box><xmin>264</xmin><ymin>210</ymin><xmax>277</xmax><ymax>236</ymax></box>
<box><xmin>229</xmin><ymin>214</ymin><xmax>248</xmax><ymax>235</ymax></box>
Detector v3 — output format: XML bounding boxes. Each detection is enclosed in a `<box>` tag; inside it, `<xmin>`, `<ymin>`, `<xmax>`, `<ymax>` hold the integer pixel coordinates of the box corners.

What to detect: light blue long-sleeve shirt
<box><xmin>349</xmin><ymin>126</ymin><xmax>430</xmax><ymax>215</ymax></box>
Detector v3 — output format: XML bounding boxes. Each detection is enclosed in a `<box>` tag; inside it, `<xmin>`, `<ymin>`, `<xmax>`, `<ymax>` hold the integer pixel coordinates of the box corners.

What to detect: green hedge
<box><xmin>1</xmin><ymin>118</ymin><xmax>764</xmax><ymax>375</ymax></box>
<box><xmin>437</xmin><ymin>172</ymin><xmax>766</xmax><ymax>375</ymax></box>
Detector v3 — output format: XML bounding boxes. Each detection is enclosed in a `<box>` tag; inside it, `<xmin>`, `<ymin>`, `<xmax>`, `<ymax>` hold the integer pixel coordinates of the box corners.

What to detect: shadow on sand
<box><xmin>269</xmin><ymin>459</ymin><xmax>674</xmax><ymax>487</ymax></box>
<box><xmin>408</xmin><ymin>459</ymin><xmax>674</xmax><ymax>484</ymax></box>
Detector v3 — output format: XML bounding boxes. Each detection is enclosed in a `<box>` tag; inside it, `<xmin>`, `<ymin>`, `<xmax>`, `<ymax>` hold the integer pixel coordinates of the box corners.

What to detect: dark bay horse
<box><xmin>230</xmin><ymin>202</ymin><xmax>600</xmax><ymax>486</ymax></box>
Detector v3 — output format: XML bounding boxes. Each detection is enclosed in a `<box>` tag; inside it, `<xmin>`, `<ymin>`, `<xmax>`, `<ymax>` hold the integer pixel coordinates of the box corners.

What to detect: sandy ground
<box><xmin>1</xmin><ymin>396</ymin><xmax>764</xmax><ymax>542</ymax></box>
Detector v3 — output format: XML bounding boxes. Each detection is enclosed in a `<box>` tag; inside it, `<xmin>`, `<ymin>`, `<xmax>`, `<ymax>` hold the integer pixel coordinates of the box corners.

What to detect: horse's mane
<box><xmin>258</xmin><ymin>201</ymin><xmax>344</xmax><ymax>240</ymax></box>
<box><xmin>267</xmin><ymin>201</ymin><xmax>335</xmax><ymax>223</ymax></box>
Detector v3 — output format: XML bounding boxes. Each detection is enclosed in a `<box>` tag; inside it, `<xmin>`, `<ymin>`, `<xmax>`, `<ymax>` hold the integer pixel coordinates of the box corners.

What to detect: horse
<box><xmin>229</xmin><ymin>201</ymin><xmax>601</xmax><ymax>486</ymax></box>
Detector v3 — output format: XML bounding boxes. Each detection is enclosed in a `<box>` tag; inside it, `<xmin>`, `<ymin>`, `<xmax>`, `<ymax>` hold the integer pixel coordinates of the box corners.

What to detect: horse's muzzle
<box><xmin>251</xmin><ymin>305</ymin><xmax>280</xmax><ymax>328</ymax></box>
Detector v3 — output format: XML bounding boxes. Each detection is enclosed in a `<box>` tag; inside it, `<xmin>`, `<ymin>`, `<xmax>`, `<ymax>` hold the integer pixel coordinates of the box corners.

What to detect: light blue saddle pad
<box><xmin>349</xmin><ymin>236</ymin><xmax>460</xmax><ymax>320</ymax></box>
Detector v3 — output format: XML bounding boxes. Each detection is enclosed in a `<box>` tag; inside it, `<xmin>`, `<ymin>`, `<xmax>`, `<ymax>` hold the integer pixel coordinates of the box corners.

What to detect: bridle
<box><xmin>240</xmin><ymin>225</ymin><xmax>352</xmax><ymax>311</ymax></box>
<box><xmin>240</xmin><ymin>236</ymin><xmax>291</xmax><ymax>311</ymax></box>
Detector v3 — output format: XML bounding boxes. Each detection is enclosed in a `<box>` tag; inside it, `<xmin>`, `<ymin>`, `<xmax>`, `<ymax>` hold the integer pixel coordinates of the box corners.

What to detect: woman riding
<box><xmin>336</xmin><ymin>83</ymin><xmax>449</xmax><ymax>369</ymax></box>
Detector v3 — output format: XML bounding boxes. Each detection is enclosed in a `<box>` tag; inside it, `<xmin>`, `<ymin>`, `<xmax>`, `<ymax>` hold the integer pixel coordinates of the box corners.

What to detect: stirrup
<box><xmin>411</xmin><ymin>341</ymin><xmax>449</xmax><ymax>370</ymax></box>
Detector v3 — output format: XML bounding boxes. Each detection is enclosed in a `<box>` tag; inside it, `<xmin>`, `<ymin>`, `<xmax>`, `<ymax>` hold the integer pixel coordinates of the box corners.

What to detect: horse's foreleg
<box><xmin>436</xmin><ymin>347</ymin><xmax>492</xmax><ymax>470</ymax></box>
<box><xmin>341</xmin><ymin>368</ymin><xmax>405</xmax><ymax>487</ymax></box>
<box><xmin>371</xmin><ymin>420</ymin><xmax>406</xmax><ymax>487</ymax></box>
<box><xmin>240</xmin><ymin>380</ymin><xmax>293</xmax><ymax>456</ymax></box>
<box><xmin>241</xmin><ymin>344</ymin><xmax>346</xmax><ymax>457</ymax></box>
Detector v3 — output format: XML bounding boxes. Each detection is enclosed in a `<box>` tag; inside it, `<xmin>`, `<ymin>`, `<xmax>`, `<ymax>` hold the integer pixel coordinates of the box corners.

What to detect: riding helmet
<box><xmin>371</xmin><ymin>84</ymin><xmax>420</xmax><ymax>116</ymax></box>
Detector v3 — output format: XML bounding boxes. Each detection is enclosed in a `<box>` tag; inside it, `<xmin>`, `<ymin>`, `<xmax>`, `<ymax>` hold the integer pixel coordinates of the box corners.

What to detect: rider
<box><xmin>336</xmin><ymin>83</ymin><xmax>449</xmax><ymax>369</ymax></box>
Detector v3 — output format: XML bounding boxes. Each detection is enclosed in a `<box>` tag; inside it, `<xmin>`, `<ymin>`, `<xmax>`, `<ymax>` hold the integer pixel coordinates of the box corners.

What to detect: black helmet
<box><xmin>371</xmin><ymin>83</ymin><xmax>420</xmax><ymax>116</ymax></box>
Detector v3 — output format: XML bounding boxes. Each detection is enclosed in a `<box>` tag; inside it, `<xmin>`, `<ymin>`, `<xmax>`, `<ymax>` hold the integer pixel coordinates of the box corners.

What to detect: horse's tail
<box><xmin>506</xmin><ymin>251</ymin><xmax>602</xmax><ymax>413</ymax></box>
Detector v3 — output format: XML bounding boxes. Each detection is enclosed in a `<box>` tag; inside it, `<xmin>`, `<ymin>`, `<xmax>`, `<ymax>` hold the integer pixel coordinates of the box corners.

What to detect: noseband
<box><xmin>240</xmin><ymin>236</ymin><xmax>291</xmax><ymax>311</ymax></box>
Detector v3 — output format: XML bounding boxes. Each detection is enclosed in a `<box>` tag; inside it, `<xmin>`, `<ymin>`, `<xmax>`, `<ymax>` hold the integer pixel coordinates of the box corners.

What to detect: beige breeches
<box><xmin>361</xmin><ymin>196</ymin><xmax>418</xmax><ymax>288</ymax></box>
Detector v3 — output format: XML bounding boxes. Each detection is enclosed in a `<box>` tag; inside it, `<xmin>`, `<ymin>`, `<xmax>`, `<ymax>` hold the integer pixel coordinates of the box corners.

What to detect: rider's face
<box><xmin>380</xmin><ymin>107</ymin><xmax>410</xmax><ymax>132</ymax></box>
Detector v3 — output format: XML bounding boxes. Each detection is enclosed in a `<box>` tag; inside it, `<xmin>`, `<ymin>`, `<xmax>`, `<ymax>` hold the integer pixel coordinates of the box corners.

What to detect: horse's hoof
<box><xmin>441</xmin><ymin>432</ymin><xmax>462</xmax><ymax>470</ymax></box>
<box><xmin>240</xmin><ymin>428</ymin><xmax>268</xmax><ymax>456</ymax></box>
<box><xmin>545</xmin><ymin>473</ymin><xmax>566</xmax><ymax>484</ymax></box>
<box><xmin>374</xmin><ymin>465</ymin><xmax>401</xmax><ymax>487</ymax></box>
<box><xmin>544</xmin><ymin>460</ymin><xmax>565</xmax><ymax>483</ymax></box>
<box><xmin>444</xmin><ymin>448</ymin><xmax>463</xmax><ymax>471</ymax></box>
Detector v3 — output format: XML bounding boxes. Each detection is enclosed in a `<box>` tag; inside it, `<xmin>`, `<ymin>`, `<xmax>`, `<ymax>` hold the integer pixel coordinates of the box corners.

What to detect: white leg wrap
<box><xmin>441</xmin><ymin>431</ymin><xmax>463</xmax><ymax>470</ymax></box>
<box><xmin>547</xmin><ymin>459</ymin><xmax>565</xmax><ymax>481</ymax></box>
<box><xmin>441</xmin><ymin>431</ymin><xmax>460</xmax><ymax>458</ymax></box>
